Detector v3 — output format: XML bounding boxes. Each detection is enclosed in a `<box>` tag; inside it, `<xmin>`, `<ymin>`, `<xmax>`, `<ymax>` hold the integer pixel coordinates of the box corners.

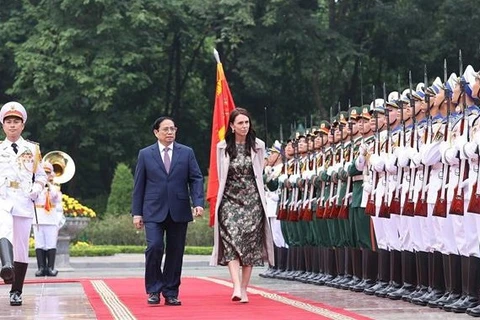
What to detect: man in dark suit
<box><xmin>131</xmin><ymin>116</ymin><xmax>204</xmax><ymax>306</ymax></box>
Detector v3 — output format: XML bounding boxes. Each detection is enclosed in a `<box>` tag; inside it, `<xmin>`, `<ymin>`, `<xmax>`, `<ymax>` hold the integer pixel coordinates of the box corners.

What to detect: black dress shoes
<box><xmin>165</xmin><ymin>297</ymin><xmax>182</xmax><ymax>306</ymax></box>
<box><xmin>10</xmin><ymin>290</ymin><xmax>22</xmax><ymax>306</ymax></box>
<box><xmin>147</xmin><ymin>293</ymin><xmax>160</xmax><ymax>305</ymax></box>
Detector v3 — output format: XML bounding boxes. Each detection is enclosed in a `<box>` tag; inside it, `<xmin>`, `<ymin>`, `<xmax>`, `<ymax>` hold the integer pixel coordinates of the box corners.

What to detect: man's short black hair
<box><xmin>152</xmin><ymin>116</ymin><xmax>174</xmax><ymax>132</ymax></box>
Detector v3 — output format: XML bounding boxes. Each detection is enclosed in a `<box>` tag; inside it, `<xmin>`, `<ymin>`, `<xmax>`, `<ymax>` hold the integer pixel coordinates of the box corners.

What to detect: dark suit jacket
<box><xmin>131</xmin><ymin>141</ymin><xmax>204</xmax><ymax>222</ymax></box>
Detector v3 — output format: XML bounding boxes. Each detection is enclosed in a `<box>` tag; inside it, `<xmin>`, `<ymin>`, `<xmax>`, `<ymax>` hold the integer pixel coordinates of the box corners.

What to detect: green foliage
<box><xmin>3</xmin><ymin>0</ymin><xmax>480</xmax><ymax>203</ymax></box>
<box><xmin>105</xmin><ymin>163</ymin><xmax>134</xmax><ymax>216</ymax></box>
<box><xmin>29</xmin><ymin>245</ymin><xmax>212</xmax><ymax>257</ymax></box>
<box><xmin>78</xmin><ymin>214</ymin><xmax>146</xmax><ymax>246</ymax></box>
<box><xmin>78</xmin><ymin>211</ymin><xmax>213</xmax><ymax>246</ymax></box>
<box><xmin>186</xmin><ymin>216</ymin><xmax>214</xmax><ymax>247</ymax></box>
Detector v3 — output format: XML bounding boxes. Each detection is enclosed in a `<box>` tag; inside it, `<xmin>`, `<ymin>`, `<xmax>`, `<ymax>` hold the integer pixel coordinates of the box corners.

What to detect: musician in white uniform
<box><xmin>33</xmin><ymin>161</ymin><xmax>64</xmax><ymax>277</ymax></box>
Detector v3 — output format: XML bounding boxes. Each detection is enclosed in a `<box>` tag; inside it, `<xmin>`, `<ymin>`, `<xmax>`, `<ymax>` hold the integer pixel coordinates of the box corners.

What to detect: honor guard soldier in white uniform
<box><xmin>260</xmin><ymin>140</ymin><xmax>287</xmax><ymax>278</ymax></box>
<box><xmin>0</xmin><ymin>102</ymin><xmax>47</xmax><ymax>306</ymax></box>
<box><xmin>32</xmin><ymin>161</ymin><xmax>63</xmax><ymax>277</ymax></box>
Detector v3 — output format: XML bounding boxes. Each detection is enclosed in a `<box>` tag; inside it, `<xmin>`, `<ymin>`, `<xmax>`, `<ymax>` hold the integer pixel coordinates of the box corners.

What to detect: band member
<box><xmin>32</xmin><ymin>161</ymin><xmax>64</xmax><ymax>277</ymax></box>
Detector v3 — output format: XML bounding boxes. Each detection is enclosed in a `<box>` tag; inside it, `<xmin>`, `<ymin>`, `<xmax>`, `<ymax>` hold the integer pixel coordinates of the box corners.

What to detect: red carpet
<box><xmin>80</xmin><ymin>277</ymin><xmax>371</xmax><ymax>320</ymax></box>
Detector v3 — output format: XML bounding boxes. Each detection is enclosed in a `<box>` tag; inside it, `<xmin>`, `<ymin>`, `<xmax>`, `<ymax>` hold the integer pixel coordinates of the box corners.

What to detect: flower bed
<box><xmin>62</xmin><ymin>194</ymin><xmax>96</xmax><ymax>218</ymax></box>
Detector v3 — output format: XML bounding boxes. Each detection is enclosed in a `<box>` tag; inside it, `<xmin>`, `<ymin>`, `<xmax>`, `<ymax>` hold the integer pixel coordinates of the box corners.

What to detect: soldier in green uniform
<box><xmin>338</xmin><ymin>107</ymin><xmax>363</xmax><ymax>289</ymax></box>
<box><xmin>308</xmin><ymin>121</ymin><xmax>332</xmax><ymax>285</ymax></box>
<box><xmin>348</xmin><ymin>105</ymin><xmax>378</xmax><ymax>292</ymax></box>
<box><xmin>327</xmin><ymin>111</ymin><xmax>353</xmax><ymax>288</ymax></box>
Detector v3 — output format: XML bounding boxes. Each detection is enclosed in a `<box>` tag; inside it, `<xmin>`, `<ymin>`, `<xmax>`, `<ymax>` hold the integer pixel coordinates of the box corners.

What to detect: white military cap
<box><xmin>0</xmin><ymin>101</ymin><xmax>27</xmax><ymax>123</ymax></box>
<box><xmin>412</xmin><ymin>82</ymin><xmax>425</xmax><ymax>100</ymax></box>
<box><xmin>426</xmin><ymin>77</ymin><xmax>443</xmax><ymax>95</ymax></box>
<box><xmin>369</xmin><ymin>98</ymin><xmax>385</xmax><ymax>113</ymax></box>
<box><xmin>269</xmin><ymin>140</ymin><xmax>282</xmax><ymax>154</ymax></box>
<box><xmin>461</xmin><ymin>65</ymin><xmax>476</xmax><ymax>97</ymax></box>
<box><xmin>386</xmin><ymin>91</ymin><xmax>400</xmax><ymax>108</ymax></box>
<box><xmin>400</xmin><ymin>89</ymin><xmax>411</xmax><ymax>104</ymax></box>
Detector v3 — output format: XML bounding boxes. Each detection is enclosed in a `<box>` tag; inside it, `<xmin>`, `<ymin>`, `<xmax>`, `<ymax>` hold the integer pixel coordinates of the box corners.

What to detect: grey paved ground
<box><xmin>0</xmin><ymin>254</ymin><xmax>472</xmax><ymax>319</ymax></box>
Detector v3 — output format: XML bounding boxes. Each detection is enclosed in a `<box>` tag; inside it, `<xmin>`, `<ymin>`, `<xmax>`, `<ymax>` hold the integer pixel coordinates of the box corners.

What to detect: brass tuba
<box><xmin>42</xmin><ymin>151</ymin><xmax>76</xmax><ymax>184</ymax></box>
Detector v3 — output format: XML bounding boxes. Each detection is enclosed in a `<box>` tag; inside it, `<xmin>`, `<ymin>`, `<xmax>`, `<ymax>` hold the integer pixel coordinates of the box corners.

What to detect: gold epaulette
<box><xmin>25</xmin><ymin>139</ymin><xmax>40</xmax><ymax>145</ymax></box>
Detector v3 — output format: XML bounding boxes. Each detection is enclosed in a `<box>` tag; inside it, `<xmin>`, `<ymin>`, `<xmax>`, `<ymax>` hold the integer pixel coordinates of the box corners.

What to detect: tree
<box><xmin>105</xmin><ymin>163</ymin><xmax>133</xmax><ymax>217</ymax></box>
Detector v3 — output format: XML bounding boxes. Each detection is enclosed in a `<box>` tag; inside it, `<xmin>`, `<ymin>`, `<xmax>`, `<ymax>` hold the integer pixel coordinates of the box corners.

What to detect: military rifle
<box><xmin>287</xmin><ymin>139</ymin><xmax>300</xmax><ymax>222</ymax></box>
<box><xmin>331</xmin><ymin>102</ymin><xmax>344</xmax><ymax>219</ymax></box>
<box><xmin>277</xmin><ymin>143</ymin><xmax>289</xmax><ymax>220</ymax></box>
<box><xmin>316</xmin><ymin>132</ymin><xmax>327</xmax><ymax>219</ymax></box>
<box><xmin>433</xmin><ymin>59</ymin><xmax>451</xmax><ymax>218</ymax></box>
<box><xmin>365</xmin><ymin>85</ymin><xmax>377</xmax><ymax>216</ymax></box>
<box><xmin>389</xmin><ymin>76</ymin><xmax>404</xmax><ymax>215</ymax></box>
<box><xmin>378</xmin><ymin>83</ymin><xmax>390</xmax><ymax>218</ymax></box>
<box><xmin>324</xmin><ymin>106</ymin><xmax>336</xmax><ymax>219</ymax></box>
<box><xmin>338</xmin><ymin>116</ymin><xmax>354</xmax><ymax>219</ymax></box>
<box><xmin>415</xmin><ymin>65</ymin><xmax>431</xmax><ymax>217</ymax></box>
<box><xmin>402</xmin><ymin>71</ymin><xmax>417</xmax><ymax>216</ymax></box>
<box><xmin>450</xmin><ymin>50</ymin><xmax>468</xmax><ymax>216</ymax></box>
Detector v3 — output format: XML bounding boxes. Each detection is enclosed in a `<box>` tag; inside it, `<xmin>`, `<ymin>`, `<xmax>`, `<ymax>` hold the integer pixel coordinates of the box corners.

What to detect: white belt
<box><xmin>352</xmin><ymin>176</ymin><xmax>363</xmax><ymax>182</ymax></box>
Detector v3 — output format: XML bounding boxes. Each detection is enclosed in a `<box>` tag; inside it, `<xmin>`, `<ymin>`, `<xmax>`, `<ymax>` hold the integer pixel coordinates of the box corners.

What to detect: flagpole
<box><xmin>264</xmin><ymin>106</ymin><xmax>269</xmax><ymax>148</ymax></box>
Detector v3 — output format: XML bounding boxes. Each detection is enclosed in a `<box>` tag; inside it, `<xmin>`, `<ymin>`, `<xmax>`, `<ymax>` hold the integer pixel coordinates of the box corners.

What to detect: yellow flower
<box><xmin>62</xmin><ymin>194</ymin><xmax>97</xmax><ymax>219</ymax></box>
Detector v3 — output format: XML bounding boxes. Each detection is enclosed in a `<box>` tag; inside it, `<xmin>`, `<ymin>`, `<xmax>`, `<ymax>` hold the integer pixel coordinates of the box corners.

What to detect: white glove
<box><xmin>264</xmin><ymin>165</ymin><xmax>273</xmax><ymax>175</ymax></box>
<box><xmin>397</xmin><ymin>147</ymin><xmax>412</xmax><ymax>167</ymax></box>
<box><xmin>454</xmin><ymin>134</ymin><xmax>468</xmax><ymax>152</ymax></box>
<box><xmin>363</xmin><ymin>181</ymin><xmax>372</xmax><ymax>194</ymax></box>
<box><xmin>473</xmin><ymin>130</ymin><xmax>480</xmax><ymax>146</ymax></box>
<box><xmin>444</xmin><ymin>148</ymin><xmax>459</xmax><ymax>165</ymax></box>
<box><xmin>411</xmin><ymin>152</ymin><xmax>422</xmax><ymax>168</ymax></box>
<box><xmin>29</xmin><ymin>183</ymin><xmax>43</xmax><ymax>201</ymax></box>
<box><xmin>329</xmin><ymin>195</ymin><xmax>338</xmax><ymax>204</ymax></box>
<box><xmin>385</xmin><ymin>157</ymin><xmax>397</xmax><ymax>174</ymax></box>
<box><xmin>327</xmin><ymin>166</ymin><xmax>335</xmax><ymax>176</ymax></box>
<box><xmin>344</xmin><ymin>161</ymin><xmax>352</xmax><ymax>172</ymax></box>
<box><xmin>278</xmin><ymin>174</ymin><xmax>288</xmax><ymax>184</ymax></box>
<box><xmin>289</xmin><ymin>174</ymin><xmax>299</xmax><ymax>185</ymax></box>
<box><xmin>359</xmin><ymin>143</ymin><xmax>368</xmax><ymax>156</ymax></box>
<box><xmin>302</xmin><ymin>170</ymin><xmax>310</xmax><ymax>180</ymax></box>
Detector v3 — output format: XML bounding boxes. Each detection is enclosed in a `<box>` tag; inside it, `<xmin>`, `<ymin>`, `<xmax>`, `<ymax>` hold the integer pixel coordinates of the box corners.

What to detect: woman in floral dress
<box><xmin>210</xmin><ymin>108</ymin><xmax>274</xmax><ymax>303</ymax></box>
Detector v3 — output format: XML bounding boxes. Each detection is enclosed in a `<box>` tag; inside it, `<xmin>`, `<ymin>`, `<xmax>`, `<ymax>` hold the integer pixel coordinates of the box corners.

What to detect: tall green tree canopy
<box><xmin>1</xmin><ymin>0</ymin><xmax>479</xmax><ymax>212</ymax></box>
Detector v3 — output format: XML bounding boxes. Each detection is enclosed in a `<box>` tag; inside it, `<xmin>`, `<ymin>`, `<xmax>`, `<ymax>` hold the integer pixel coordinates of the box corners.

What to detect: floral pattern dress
<box><xmin>218</xmin><ymin>144</ymin><xmax>265</xmax><ymax>266</ymax></box>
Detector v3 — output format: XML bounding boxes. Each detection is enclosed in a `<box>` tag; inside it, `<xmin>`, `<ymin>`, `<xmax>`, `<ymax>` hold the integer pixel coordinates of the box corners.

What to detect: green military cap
<box><xmin>295</xmin><ymin>123</ymin><xmax>306</xmax><ymax>139</ymax></box>
<box><xmin>331</xmin><ymin>115</ymin><xmax>339</xmax><ymax>127</ymax></box>
<box><xmin>347</xmin><ymin>106</ymin><xmax>361</xmax><ymax>120</ymax></box>
<box><xmin>318</xmin><ymin>120</ymin><xmax>331</xmax><ymax>135</ymax></box>
<box><xmin>359</xmin><ymin>105</ymin><xmax>372</xmax><ymax>120</ymax></box>
<box><xmin>307</xmin><ymin>127</ymin><xmax>318</xmax><ymax>137</ymax></box>
<box><xmin>338</xmin><ymin>111</ymin><xmax>348</xmax><ymax>125</ymax></box>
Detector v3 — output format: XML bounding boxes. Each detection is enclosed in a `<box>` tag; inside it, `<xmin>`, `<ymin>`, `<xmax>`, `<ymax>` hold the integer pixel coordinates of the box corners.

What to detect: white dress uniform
<box><xmin>33</xmin><ymin>180</ymin><xmax>63</xmax><ymax>250</ymax></box>
<box><xmin>384</xmin><ymin>126</ymin><xmax>402</xmax><ymax>251</ymax></box>
<box><xmin>0</xmin><ymin>101</ymin><xmax>47</xmax><ymax>306</ymax></box>
<box><xmin>0</xmin><ymin>137</ymin><xmax>47</xmax><ymax>262</ymax></box>
<box><xmin>396</xmin><ymin>125</ymin><xmax>415</xmax><ymax>252</ymax></box>
<box><xmin>265</xmin><ymin>163</ymin><xmax>286</xmax><ymax>248</ymax></box>
<box><xmin>370</xmin><ymin>130</ymin><xmax>389</xmax><ymax>251</ymax></box>
<box><xmin>447</xmin><ymin>106</ymin><xmax>480</xmax><ymax>257</ymax></box>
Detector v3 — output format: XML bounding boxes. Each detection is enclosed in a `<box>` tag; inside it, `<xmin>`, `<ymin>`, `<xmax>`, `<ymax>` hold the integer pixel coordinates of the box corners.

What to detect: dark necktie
<box><xmin>11</xmin><ymin>143</ymin><xmax>18</xmax><ymax>154</ymax></box>
<box><xmin>163</xmin><ymin>147</ymin><xmax>171</xmax><ymax>173</ymax></box>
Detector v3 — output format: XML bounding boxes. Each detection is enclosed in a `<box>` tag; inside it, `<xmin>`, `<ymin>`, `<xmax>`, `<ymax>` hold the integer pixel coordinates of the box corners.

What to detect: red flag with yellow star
<box><xmin>207</xmin><ymin>50</ymin><xmax>236</xmax><ymax>227</ymax></box>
